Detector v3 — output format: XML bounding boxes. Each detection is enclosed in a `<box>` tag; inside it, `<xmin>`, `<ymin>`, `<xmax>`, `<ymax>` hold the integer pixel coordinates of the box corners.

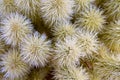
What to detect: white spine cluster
<box><xmin>75</xmin><ymin>5</ymin><xmax>105</xmax><ymax>32</ymax></box>
<box><xmin>74</xmin><ymin>0</ymin><xmax>94</xmax><ymax>18</ymax></box>
<box><xmin>20</xmin><ymin>32</ymin><xmax>51</xmax><ymax>67</ymax></box>
<box><xmin>52</xmin><ymin>23</ymin><xmax>76</xmax><ymax>40</ymax></box>
<box><xmin>0</xmin><ymin>13</ymin><xmax>33</xmax><ymax>47</ymax></box>
<box><xmin>14</xmin><ymin>0</ymin><xmax>41</xmax><ymax>23</ymax></box>
<box><xmin>0</xmin><ymin>49</ymin><xmax>30</xmax><ymax>80</ymax></box>
<box><xmin>76</xmin><ymin>29</ymin><xmax>99</xmax><ymax>56</ymax></box>
<box><xmin>53</xmin><ymin>36</ymin><xmax>85</xmax><ymax>67</ymax></box>
<box><xmin>40</xmin><ymin>0</ymin><xmax>74</xmax><ymax>27</ymax></box>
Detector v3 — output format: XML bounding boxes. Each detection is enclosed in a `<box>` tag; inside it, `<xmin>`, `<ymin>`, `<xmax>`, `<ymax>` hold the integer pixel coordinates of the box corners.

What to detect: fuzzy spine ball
<box><xmin>74</xmin><ymin>0</ymin><xmax>94</xmax><ymax>18</ymax></box>
<box><xmin>53</xmin><ymin>66</ymin><xmax>89</xmax><ymax>80</ymax></box>
<box><xmin>40</xmin><ymin>0</ymin><xmax>74</xmax><ymax>27</ymax></box>
<box><xmin>14</xmin><ymin>0</ymin><xmax>41</xmax><ymax>24</ymax></box>
<box><xmin>52</xmin><ymin>23</ymin><xmax>76</xmax><ymax>40</ymax></box>
<box><xmin>0</xmin><ymin>49</ymin><xmax>30</xmax><ymax>80</ymax></box>
<box><xmin>20</xmin><ymin>31</ymin><xmax>51</xmax><ymax>67</ymax></box>
<box><xmin>76</xmin><ymin>29</ymin><xmax>99</xmax><ymax>56</ymax></box>
<box><xmin>53</xmin><ymin>37</ymin><xmax>85</xmax><ymax>67</ymax></box>
<box><xmin>75</xmin><ymin>5</ymin><xmax>105</xmax><ymax>32</ymax></box>
<box><xmin>0</xmin><ymin>0</ymin><xmax>17</xmax><ymax>16</ymax></box>
<box><xmin>0</xmin><ymin>13</ymin><xmax>33</xmax><ymax>47</ymax></box>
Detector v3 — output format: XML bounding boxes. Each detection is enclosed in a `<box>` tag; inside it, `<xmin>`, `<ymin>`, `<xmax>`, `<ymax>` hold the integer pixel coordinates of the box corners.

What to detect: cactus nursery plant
<box><xmin>0</xmin><ymin>0</ymin><xmax>120</xmax><ymax>80</ymax></box>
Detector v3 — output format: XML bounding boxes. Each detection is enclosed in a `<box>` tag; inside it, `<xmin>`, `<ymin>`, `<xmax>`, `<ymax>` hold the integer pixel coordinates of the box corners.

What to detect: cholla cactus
<box><xmin>99</xmin><ymin>20</ymin><xmax>120</xmax><ymax>53</ymax></box>
<box><xmin>27</xmin><ymin>66</ymin><xmax>50</xmax><ymax>80</ymax></box>
<box><xmin>74</xmin><ymin>0</ymin><xmax>94</xmax><ymax>11</ymax></box>
<box><xmin>53</xmin><ymin>36</ymin><xmax>85</xmax><ymax>67</ymax></box>
<box><xmin>86</xmin><ymin>44</ymin><xmax>107</xmax><ymax>80</ymax></box>
<box><xmin>74</xmin><ymin>0</ymin><xmax>94</xmax><ymax>18</ymax></box>
<box><xmin>20</xmin><ymin>31</ymin><xmax>51</xmax><ymax>67</ymax></box>
<box><xmin>103</xmin><ymin>0</ymin><xmax>120</xmax><ymax>21</ymax></box>
<box><xmin>0</xmin><ymin>13</ymin><xmax>33</xmax><ymax>47</ymax></box>
<box><xmin>14</xmin><ymin>0</ymin><xmax>41</xmax><ymax>24</ymax></box>
<box><xmin>53</xmin><ymin>66</ymin><xmax>89</xmax><ymax>80</ymax></box>
<box><xmin>76</xmin><ymin>29</ymin><xmax>99</xmax><ymax>56</ymax></box>
<box><xmin>52</xmin><ymin>23</ymin><xmax>76</xmax><ymax>40</ymax></box>
<box><xmin>0</xmin><ymin>0</ymin><xmax>119</xmax><ymax>80</ymax></box>
<box><xmin>94</xmin><ymin>51</ymin><xmax>120</xmax><ymax>80</ymax></box>
<box><xmin>40</xmin><ymin>0</ymin><xmax>74</xmax><ymax>27</ymax></box>
<box><xmin>0</xmin><ymin>48</ymin><xmax>30</xmax><ymax>80</ymax></box>
<box><xmin>0</xmin><ymin>0</ymin><xmax>17</xmax><ymax>16</ymax></box>
<box><xmin>75</xmin><ymin>5</ymin><xmax>105</xmax><ymax>32</ymax></box>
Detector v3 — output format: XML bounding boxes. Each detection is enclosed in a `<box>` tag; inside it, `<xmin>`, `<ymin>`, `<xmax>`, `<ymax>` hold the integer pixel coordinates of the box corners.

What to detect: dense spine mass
<box><xmin>20</xmin><ymin>32</ymin><xmax>51</xmax><ymax>67</ymax></box>
<box><xmin>0</xmin><ymin>0</ymin><xmax>119</xmax><ymax>80</ymax></box>
<box><xmin>40</xmin><ymin>0</ymin><xmax>74</xmax><ymax>27</ymax></box>
<box><xmin>0</xmin><ymin>13</ymin><xmax>33</xmax><ymax>47</ymax></box>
